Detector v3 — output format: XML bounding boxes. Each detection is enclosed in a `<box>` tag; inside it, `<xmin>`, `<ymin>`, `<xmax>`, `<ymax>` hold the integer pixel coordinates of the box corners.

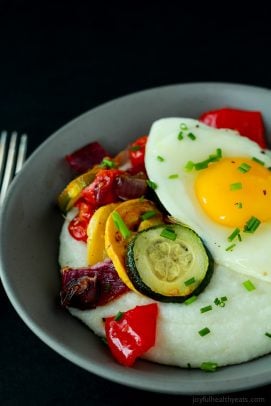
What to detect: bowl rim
<box><xmin>1</xmin><ymin>81</ymin><xmax>271</xmax><ymax>395</ymax></box>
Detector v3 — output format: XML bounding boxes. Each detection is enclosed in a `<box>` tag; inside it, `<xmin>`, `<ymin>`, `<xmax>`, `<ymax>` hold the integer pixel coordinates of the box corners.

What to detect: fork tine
<box><xmin>0</xmin><ymin>130</ymin><xmax>8</xmax><ymax>181</ymax></box>
<box><xmin>15</xmin><ymin>134</ymin><xmax>28</xmax><ymax>174</ymax></box>
<box><xmin>0</xmin><ymin>132</ymin><xmax>18</xmax><ymax>206</ymax></box>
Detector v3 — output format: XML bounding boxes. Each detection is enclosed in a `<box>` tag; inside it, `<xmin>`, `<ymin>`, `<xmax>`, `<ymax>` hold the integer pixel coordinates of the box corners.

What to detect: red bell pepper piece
<box><xmin>128</xmin><ymin>135</ymin><xmax>148</xmax><ymax>173</ymax></box>
<box><xmin>81</xmin><ymin>169</ymin><xmax>123</xmax><ymax>207</ymax></box>
<box><xmin>68</xmin><ymin>198</ymin><xmax>94</xmax><ymax>242</ymax></box>
<box><xmin>199</xmin><ymin>108</ymin><xmax>267</xmax><ymax>148</ymax></box>
<box><xmin>105</xmin><ymin>303</ymin><xmax>158</xmax><ymax>366</ymax></box>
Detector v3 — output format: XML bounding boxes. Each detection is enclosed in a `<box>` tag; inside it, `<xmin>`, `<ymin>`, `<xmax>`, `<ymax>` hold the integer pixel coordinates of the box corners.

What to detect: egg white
<box><xmin>145</xmin><ymin>118</ymin><xmax>271</xmax><ymax>283</ymax></box>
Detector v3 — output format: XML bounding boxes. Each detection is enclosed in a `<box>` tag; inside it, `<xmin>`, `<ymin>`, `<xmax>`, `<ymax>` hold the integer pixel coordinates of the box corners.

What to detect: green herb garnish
<box><xmin>198</xmin><ymin>327</ymin><xmax>210</xmax><ymax>337</ymax></box>
<box><xmin>238</xmin><ymin>162</ymin><xmax>251</xmax><ymax>173</ymax></box>
<box><xmin>160</xmin><ymin>228</ymin><xmax>177</xmax><ymax>241</ymax></box>
<box><xmin>184</xmin><ymin>277</ymin><xmax>196</xmax><ymax>286</ymax></box>
<box><xmin>187</xmin><ymin>132</ymin><xmax>196</xmax><ymax>140</ymax></box>
<box><xmin>230</xmin><ymin>182</ymin><xmax>242</xmax><ymax>191</ymax></box>
<box><xmin>184</xmin><ymin>295</ymin><xmax>197</xmax><ymax>305</ymax></box>
<box><xmin>157</xmin><ymin>155</ymin><xmax>165</xmax><ymax>162</ymax></box>
<box><xmin>146</xmin><ymin>179</ymin><xmax>158</xmax><ymax>190</ymax></box>
<box><xmin>242</xmin><ymin>280</ymin><xmax>256</xmax><ymax>291</ymax></box>
<box><xmin>200</xmin><ymin>305</ymin><xmax>212</xmax><ymax>314</ymax></box>
<box><xmin>141</xmin><ymin>210</ymin><xmax>157</xmax><ymax>220</ymax></box>
<box><xmin>227</xmin><ymin>228</ymin><xmax>241</xmax><ymax>242</ymax></box>
<box><xmin>243</xmin><ymin>216</ymin><xmax>261</xmax><ymax>233</ymax></box>
<box><xmin>112</xmin><ymin>212</ymin><xmax>131</xmax><ymax>239</ymax></box>
<box><xmin>114</xmin><ymin>311</ymin><xmax>124</xmax><ymax>321</ymax></box>
<box><xmin>200</xmin><ymin>362</ymin><xmax>218</xmax><ymax>372</ymax></box>
<box><xmin>252</xmin><ymin>157</ymin><xmax>265</xmax><ymax>166</ymax></box>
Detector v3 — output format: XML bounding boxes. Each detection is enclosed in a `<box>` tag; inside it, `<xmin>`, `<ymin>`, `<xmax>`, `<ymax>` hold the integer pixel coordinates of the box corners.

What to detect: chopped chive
<box><xmin>214</xmin><ymin>297</ymin><xmax>220</xmax><ymax>306</ymax></box>
<box><xmin>114</xmin><ymin>311</ymin><xmax>124</xmax><ymax>321</ymax></box>
<box><xmin>177</xmin><ymin>131</ymin><xmax>184</xmax><ymax>140</ymax></box>
<box><xmin>243</xmin><ymin>280</ymin><xmax>256</xmax><ymax>291</ymax></box>
<box><xmin>141</xmin><ymin>210</ymin><xmax>157</xmax><ymax>220</ymax></box>
<box><xmin>227</xmin><ymin>227</ymin><xmax>241</xmax><ymax>242</ymax></box>
<box><xmin>184</xmin><ymin>295</ymin><xmax>197</xmax><ymax>305</ymax></box>
<box><xmin>237</xmin><ymin>233</ymin><xmax>242</xmax><ymax>242</ymax></box>
<box><xmin>252</xmin><ymin>156</ymin><xmax>265</xmax><ymax>166</ymax></box>
<box><xmin>130</xmin><ymin>145</ymin><xmax>141</xmax><ymax>151</ymax></box>
<box><xmin>157</xmin><ymin>155</ymin><xmax>165</xmax><ymax>162</ymax></box>
<box><xmin>200</xmin><ymin>362</ymin><xmax>218</xmax><ymax>372</ymax></box>
<box><xmin>238</xmin><ymin>162</ymin><xmax>251</xmax><ymax>173</ymax></box>
<box><xmin>198</xmin><ymin>327</ymin><xmax>210</xmax><ymax>337</ymax></box>
<box><xmin>112</xmin><ymin>212</ymin><xmax>131</xmax><ymax>239</ymax></box>
<box><xmin>184</xmin><ymin>277</ymin><xmax>196</xmax><ymax>286</ymax></box>
<box><xmin>265</xmin><ymin>332</ymin><xmax>271</xmax><ymax>338</ymax></box>
<box><xmin>194</xmin><ymin>160</ymin><xmax>210</xmax><ymax>170</ymax></box>
<box><xmin>230</xmin><ymin>182</ymin><xmax>242</xmax><ymax>191</ymax></box>
<box><xmin>180</xmin><ymin>123</ymin><xmax>188</xmax><ymax>130</ymax></box>
<box><xmin>243</xmin><ymin>216</ymin><xmax>261</xmax><ymax>233</ymax></box>
<box><xmin>168</xmin><ymin>173</ymin><xmax>179</xmax><ymax>179</ymax></box>
<box><xmin>187</xmin><ymin>132</ymin><xmax>196</xmax><ymax>140</ymax></box>
<box><xmin>160</xmin><ymin>227</ymin><xmax>177</xmax><ymax>241</ymax></box>
<box><xmin>146</xmin><ymin>179</ymin><xmax>158</xmax><ymax>190</ymax></box>
<box><xmin>225</xmin><ymin>243</ymin><xmax>236</xmax><ymax>252</ymax></box>
<box><xmin>100</xmin><ymin>158</ymin><xmax>116</xmax><ymax>168</ymax></box>
<box><xmin>235</xmin><ymin>202</ymin><xmax>243</xmax><ymax>209</ymax></box>
<box><xmin>184</xmin><ymin>160</ymin><xmax>195</xmax><ymax>172</ymax></box>
<box><xmin>200</xmin><ymin>305</ymin><xmax>212</xmax><ymax>314</ymax></box>
<box><xmin>214</xmin><ymin>296</ymin><xmax>227</xmax><ymax>307</ymax></box>
<box><xmin>216</xmin><ymin>148</ymin><xmax>222</xmax><ymax>158</ymax></box>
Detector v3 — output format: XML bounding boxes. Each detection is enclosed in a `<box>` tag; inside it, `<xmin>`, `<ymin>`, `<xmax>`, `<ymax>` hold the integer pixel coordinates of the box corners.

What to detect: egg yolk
<box><xmin>195</xmin><ymin>157</ymin><xmax>271</xmax><ymax>228</ymax></box>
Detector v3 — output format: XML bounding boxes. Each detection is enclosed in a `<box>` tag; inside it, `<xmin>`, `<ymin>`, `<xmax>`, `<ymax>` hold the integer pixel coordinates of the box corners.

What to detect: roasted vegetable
<box><xmin>105</xmin><ymin>303</ymin><xmax>158</xmax><ymax>366</ymax></box>
<box><xmin>65</xmin><ymin>141</ymin><xmax>109</xmax><ymax>174</ymax></box>
<box><xmin>126</xmin><ymin>223</ymin><xmax>214</xmax><ymax>302</ymax></box>
<box><xmin>60</xmin><ymin>259</ymin><xmax>129</xmax><ymax>309</ymax></box>
<box><xmin>58</xmin><ymin>166</ymin><xmax>100</xmax><ymax>212</ymax></box>
<box><xmin>105</xmin><ymin>198</ymin><xmax>164</xmax><ymax>290</ymax></box>
<box><xmin>87</xmin><ymin>202</ymin><xmax>120</xmax><ymax>265</ymax></box>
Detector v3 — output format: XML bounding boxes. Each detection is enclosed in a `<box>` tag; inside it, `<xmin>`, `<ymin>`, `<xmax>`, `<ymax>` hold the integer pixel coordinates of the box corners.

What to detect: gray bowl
<box><xmin>1</xmin><ymin>82</ymin><xmax>271</xmax><ymax>395</ymax></box>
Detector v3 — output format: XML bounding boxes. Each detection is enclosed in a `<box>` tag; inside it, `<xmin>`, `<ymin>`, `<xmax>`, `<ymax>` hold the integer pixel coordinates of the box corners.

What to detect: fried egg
<box><xmin>145</xmin><ymin>118</ymin><xmax>271</xmax><ymax>282</ymax></box>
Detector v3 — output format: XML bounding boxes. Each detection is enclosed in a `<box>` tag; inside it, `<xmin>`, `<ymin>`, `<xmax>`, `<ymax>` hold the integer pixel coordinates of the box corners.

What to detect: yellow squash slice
<box><xmin>57</xmin><ymin>166</ymin><xmax>100</xmax><ymax>212</ymax></box>
<box><xmin>87</xmin><ymin>202</ymin><xmax>120</xmax><ymax>265</ymax></box>
<box><xmin>104</xmin><ymin>198</ymin><xmax>164</xmax><ymax>291</ymax></box>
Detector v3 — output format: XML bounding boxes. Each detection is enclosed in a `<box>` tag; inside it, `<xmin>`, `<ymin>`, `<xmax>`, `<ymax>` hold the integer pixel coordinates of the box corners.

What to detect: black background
<box><xmin>1</xmin><ymin>1</ymin><xmax>271</xmax><ymax>404</ymax></box>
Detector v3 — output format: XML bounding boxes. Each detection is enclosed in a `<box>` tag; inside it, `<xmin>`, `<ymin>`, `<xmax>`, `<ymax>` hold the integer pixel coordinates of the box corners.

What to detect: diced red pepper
<box><xmin>81</xmin><ymin>169</ymin><xmax>123</xmax><ymax>207</ymax></box>
<box><xmin>128</xmin><ymin>135</ymin><xmax>148</xmax><ymax>173</ymax></box>
<box><xmin>68</xmin><ymin>199</ymin><xmax>95</xmax><ymax>242</ymax></box>
<box><xmin>105</xmin><ymin>303</ymin><xmax>158</xmax><ymax>366</ymax></box>
<box><xmin>199</xmin><ymin>108</ymin><xmax>267</xmax><ymax>148</ymax></box>
<box><xmin>66</xmin><ymin>141</ymin><xmax>109</xmax><ymax>174</ymax></box>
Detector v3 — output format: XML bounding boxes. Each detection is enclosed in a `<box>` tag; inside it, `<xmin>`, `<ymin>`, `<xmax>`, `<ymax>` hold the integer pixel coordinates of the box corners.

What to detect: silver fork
<box><xmin>0</xmin><ymin>131</ymin><xmax>28</xmax><ymax>207</ymax></box>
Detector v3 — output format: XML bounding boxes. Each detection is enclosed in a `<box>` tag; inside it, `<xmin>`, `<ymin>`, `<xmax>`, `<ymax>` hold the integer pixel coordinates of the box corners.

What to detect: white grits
<box><xmin>59</xmin><ymin>213</ymin><xmax>271</xmax><ymax>368</ymax></box>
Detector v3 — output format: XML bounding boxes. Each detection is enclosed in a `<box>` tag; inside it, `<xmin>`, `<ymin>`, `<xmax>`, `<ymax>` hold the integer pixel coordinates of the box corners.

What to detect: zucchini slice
<box><xmin>126</xmin><ymin>224</ymin><xmax>214</xmax><ymax>302</ymax></box>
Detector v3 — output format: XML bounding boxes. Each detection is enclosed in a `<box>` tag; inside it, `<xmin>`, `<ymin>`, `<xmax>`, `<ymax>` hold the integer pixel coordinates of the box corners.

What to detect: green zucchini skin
<box><xmin>125</xmin><ymin>224</ymin><xmax>214</xmax><ymax>303</ymax></box>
